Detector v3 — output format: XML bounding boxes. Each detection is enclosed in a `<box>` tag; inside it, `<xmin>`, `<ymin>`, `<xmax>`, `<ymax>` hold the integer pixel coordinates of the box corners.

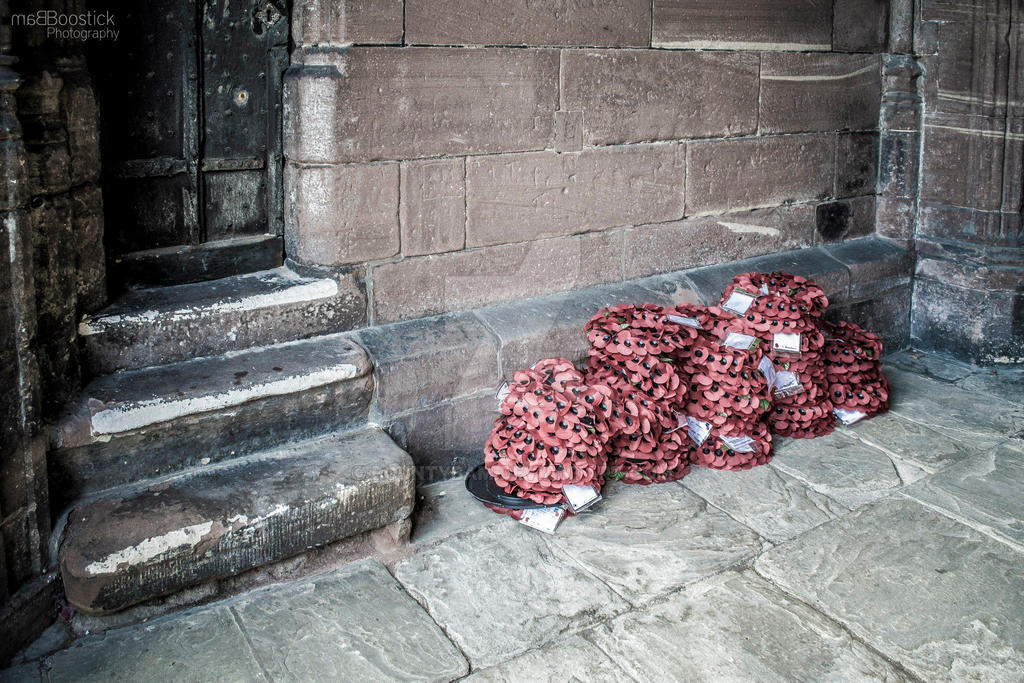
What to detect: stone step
<box><xmin>80</xmin><ymin>265</ymin><xmax>366</xmax><ymax>375</ymax></box>
<box><xmin>49</xmin><ymin>333</ymin><xmax>373</xmax><ymax>509</ymax></box>
<box><xmin>59</xmin><ymin>428</ymin><xmax>415</xmax><ymax>614</ymax></box>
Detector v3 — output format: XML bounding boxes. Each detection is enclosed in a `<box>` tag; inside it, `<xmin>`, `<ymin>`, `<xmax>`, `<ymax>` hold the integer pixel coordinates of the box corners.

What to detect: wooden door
<box><xmin>89</xmin><ymin>0</ymin><xmax>288</xmax><ymax>287</ymax></box>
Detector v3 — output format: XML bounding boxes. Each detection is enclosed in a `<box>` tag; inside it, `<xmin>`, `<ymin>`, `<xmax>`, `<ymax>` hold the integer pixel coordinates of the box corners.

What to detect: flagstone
<box><xmin>755</xmin><ymin>497</ymin><xmax>1024</xmax><ymax>681</ymax></box>
<box><xmin>683</xmin><ymin>464</ymin><xmax>848</xmax><ymax>542</ymax></box>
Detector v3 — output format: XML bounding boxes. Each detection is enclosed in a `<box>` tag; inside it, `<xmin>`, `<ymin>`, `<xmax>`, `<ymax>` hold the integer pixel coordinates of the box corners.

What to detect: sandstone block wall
<box><xmin>285</xmin><ymin>0</ymin><xmax>891</xmax><ymax>325</ymax></box>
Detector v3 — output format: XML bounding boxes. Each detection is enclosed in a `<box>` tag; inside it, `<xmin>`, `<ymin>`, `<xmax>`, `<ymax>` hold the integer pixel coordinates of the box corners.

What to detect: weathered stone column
<box><xmin>911</xmin><ymin>0</ymin><xmax>1023</xmax><ymax>363</ymax></box>
<box><xmin>0</xmin><ymin>0</ymin><xmax>50</xmax><ymax>607</ymax></box>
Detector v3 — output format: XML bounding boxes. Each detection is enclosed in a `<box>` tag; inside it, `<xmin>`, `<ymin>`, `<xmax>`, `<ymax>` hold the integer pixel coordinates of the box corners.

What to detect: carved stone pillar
<box><xmin>911</xmin><ymin>1</ymin><xmax>1024</xmax><ymax>363</ymax></box>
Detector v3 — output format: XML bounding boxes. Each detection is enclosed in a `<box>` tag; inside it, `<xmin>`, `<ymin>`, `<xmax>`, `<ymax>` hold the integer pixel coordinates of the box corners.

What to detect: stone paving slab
<box><xmin>412</xmin><ymin>477</ymin><xmax>502</xmax><ymax>546</ymax></box>
<box><xmin>546</xmin><ymin>483</ymin><xmax>765</xmax><ymax>606</ymax></box>
<box><xmin>683</xmin><ymin>463</ymin><xmax>848</xmax><ymax>543</ymax></box>
<box><xmin>886</xmin><ymin>350</ymin><xmax>1024</xmax><ymax>410</ymax></box>
<box><xmin>393</xmin><ymin>523</ymin><xmax>629</xmax><ymax>669</ymax></box>
<box><xmin>43</xmin><ymin>605</ymin><xmax>266</xmax><ymax>682</ymax></box>
<box><xmin>464</xmin><ymin>635</ymin><xmax>629</xmax><ymax>682</ymax></box>
<box><xmin>885</xmin><ymin>350</ymin><xmax>975</xmax><ymax>382</ymax></box>
<box><xmin>839</xmin><ymin>411</ymin><xmax>977</xmax><ymax>473</ymax></box>
<box><xmin>755</xmin><ymin>496</ymin><xmax>1024</xmax><ymax>681</ymax></box>
<box><xmin>954</xmin><ymin>368</ymin><xmax>1024</xmax><ymax>407</ymax></box>
<box><xmin>234</xmin><ymin>559</ymin><xmax>467</xmax><ymax>682</ymax></box>
<box><xmin>771</xmin><ymin>431</ymin><xmax>925</xmax><ymax>509</ymax></box>
<box><xmin>904</xmin><ymin>441</ymin><xmax>1024</xmax><ymax>549</ymax></box>
<box><xmin>585</xmin><ymin>569</ymin><xmax>911</xmax><ymax>682</ymax></box>
<box><xmin>884</xmin><ymin>366</ymin><xmax>1024</xmax><ymax>449</ymax></box>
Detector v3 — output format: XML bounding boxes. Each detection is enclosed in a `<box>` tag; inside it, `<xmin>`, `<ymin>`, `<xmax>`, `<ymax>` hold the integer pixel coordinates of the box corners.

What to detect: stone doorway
<box><xmin>88</xmin><ymin>0</ymin><xmax>289</xmax><ymax>288</ymax></box>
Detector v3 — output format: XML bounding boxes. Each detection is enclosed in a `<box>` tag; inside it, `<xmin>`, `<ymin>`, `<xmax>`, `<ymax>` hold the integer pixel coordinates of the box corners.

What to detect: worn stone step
<box><xmin>49</xmin><ymin>333</ymin><xmax>373</xmax><ymax>508</ymax></box>
<box><xmin>59</xmin><ymin>428</ymin><xmax>415</xmax><ymax>614</ymax></box>
<box><xmin>80</xmin><ymin>265</ymin><xmax>366</xmax><ymax>375</ymax></box>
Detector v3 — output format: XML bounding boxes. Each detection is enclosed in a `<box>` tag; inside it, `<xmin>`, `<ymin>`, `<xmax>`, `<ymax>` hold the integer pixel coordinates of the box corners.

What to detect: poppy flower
<box><xmin>484</xmin><ymin>357</ymin><xmax>617</xmax><ymax>507</ymax></box>
<box><xmin>819</xmin><ymin>320</ymin><xmax>890</xmax><ymax>419</ymax></box>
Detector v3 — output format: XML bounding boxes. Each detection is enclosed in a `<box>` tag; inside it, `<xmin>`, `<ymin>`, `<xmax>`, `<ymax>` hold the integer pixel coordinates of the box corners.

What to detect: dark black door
<box><xmin>89</xmin><ymin>0</ymin><xmax>288</xmax><ymax>287</ymax></box>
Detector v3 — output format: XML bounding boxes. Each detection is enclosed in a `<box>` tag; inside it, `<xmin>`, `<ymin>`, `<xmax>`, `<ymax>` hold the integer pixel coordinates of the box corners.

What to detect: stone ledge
<box><xmin>475</xmin><ymin>277</ymin><xmax>695</xmax><ymax>378</ymax></box>
<box><xmin>685</xmin><ymin>247</ymin><xmax>850</xmax><ymax>305</ymax></box>
<box><xmin>358</xmin><ymin>313</ymin><xmax>500</xmax><ymax>418</ymax></box>
<box><xmin>826</xmin><ymin>236</ymin><xmax>915</xmax><ymax>301</ymax></box>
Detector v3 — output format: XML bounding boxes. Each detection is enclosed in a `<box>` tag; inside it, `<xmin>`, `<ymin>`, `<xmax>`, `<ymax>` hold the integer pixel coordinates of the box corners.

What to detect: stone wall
<box><xmin>284</xmin><ymin>0</ymin><xmax>890</xmax><ymax>325</ymax></box>
<box><xmin>13</xmin><ymin>0</ymin><xmax>106</xmax><ymax>413</ymax></box>
<box><xmin>0</xmin><ymin>0</ymin><xmax>104</xmax><ymax>657</ymax></box>
<box><xmin>909</xmin><ymin>0</ymin><xmax>1023</xmax><ymax>363</ymax></box>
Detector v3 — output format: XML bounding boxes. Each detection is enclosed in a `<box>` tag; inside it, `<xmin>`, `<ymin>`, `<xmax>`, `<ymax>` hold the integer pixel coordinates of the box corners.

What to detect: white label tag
<box><xmin>495</xmin><ymin>381</ymin><xmax>510</xmax><ymax>403</ymax></box>
<box><xmin>758</xmin><ymin>356</ymin><xmax>776</xmax><ymax>385</ymax></box>
<box><xmin>687</xmin><ymin>416</ymin><xmax>712</xmax><ymax>445</ymax></box>
<box><xmin>720</xmin><ymin>435</ymin><xmax>756</xmax><ymax>453</ymax></box>
<box><xmin>518</xmin><ymin>506</ymin><xmax>565</xmax><ymax>534</ymax></box>
<box><xmin>774</xmin><ymin>370</ymin><xmax>804</xmax><ymax>398</ymax></box>
<box><xmin>723</xmin><ymin>332</ymin><xmax>758</xmax><ymax>351</ymax></box>
<box><xmin>667</xmin><ymin>314</ymin><xmax>703</xmax><ymax>330</ymax></box>
<box><xmin>761</xmin><ymin>282</ymin><xmax>770</xmax><ymax>296</ymax></box>
<box><xmin>562</xmin><ymin>484</ymin><xmax>601</xmax><ymax>513</ymax></box>
<box><xmin>666</xmin><ymin>411</ymin><xmax>686</xmax><ymax>434</ymax></box>
<box><xmin>773</xmin><ymin>333</ymin><xmax>802</xmax><ymax>354</ymax></box>
<box><xmin>834</xmin><ymin>408</ymin><xmax>867</xmax><ymax>425</ymax></box>
<box><xmin>721</xmin><ymin>290</ymin><xmax>757</xmax><ymax>316</ymax></box>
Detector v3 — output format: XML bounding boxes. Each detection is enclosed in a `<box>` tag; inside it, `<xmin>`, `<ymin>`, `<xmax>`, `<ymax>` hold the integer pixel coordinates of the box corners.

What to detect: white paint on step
<box><xmin>78</xmin><ymin>273</ymin><xmax>339</xmax><ymax>336</ymax></box>
<box><xmin>226</xmin><ymin>504</ymin><xmax>289</xmax><ymax>529</ymax></box>
<box><xmin>85</xmin><ymin>521</ymin><xmax>214</xmax><ymax>575</ymax></box>
<box><xmin>90</xmin><ymin>364</ymin><xmax>360</xmax><ymax>435</ymax></box>
<box><xmin>718</xmin><ymin>221</ymin><xmax>781</xmax><ymax>237</ymax></box>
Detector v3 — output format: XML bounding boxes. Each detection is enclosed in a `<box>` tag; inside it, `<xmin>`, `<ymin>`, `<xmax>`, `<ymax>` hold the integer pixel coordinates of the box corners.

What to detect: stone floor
<box><xmin>4</xmin><ymin>351</ymin><xmax>1023</xmax><ymax>682</ymax></box>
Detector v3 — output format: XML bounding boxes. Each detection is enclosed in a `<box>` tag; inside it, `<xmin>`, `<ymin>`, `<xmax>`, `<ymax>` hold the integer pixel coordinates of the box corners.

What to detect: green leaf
<box><xmin>740</xmin><ymin>394</ymin><xmax>751</xmax><ymax>400</ymax></box>
<box><xmin>603</xmin><ymin>311</ymin><xmax>611</xmax><ymax>317</ymax></box>
<box><xmin>760</xmin><ymin>398</ymin><xmax>771</xmax><ymax>411</ymax></box>
<box><xmin>660</xmin><ymin>357</ymin><xmax>673</xmax><ymax>363</ymax></box>
<box><xmin>620</xmin><ymin>323</ymin><xmax>630</xmax><ymax>330</ymax></box>
<box><xmin>750</xmin><ymin>338</ymin><xmax>762</xmax><ymax>349</ymax></box>
<box><xmin>783</xmin><ymin>362</ymin><xmax>791</xmax><ymax>370</ymax></box>
<box><xmin>585</xmin><ymin>425</ymin><xmax>596</xmax><ymax>434</ymax></box>
<box><xmin>607</xmin><ymin>470</ymin><xmax>625</xmax><ymax>481</ymax></box>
